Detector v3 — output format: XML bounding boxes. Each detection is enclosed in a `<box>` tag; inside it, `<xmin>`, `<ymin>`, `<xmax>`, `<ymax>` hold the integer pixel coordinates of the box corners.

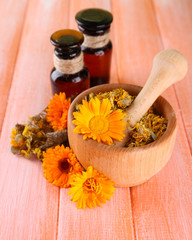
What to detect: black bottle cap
<box><xmin>75</xmin><ymin>8</ymin><xmax>113</xmax><ymax>29</ymax></box>
<box><xmin>50</xmin><ymin>29</ymin><xmax>84</xmax><ymax>48</ymax></box>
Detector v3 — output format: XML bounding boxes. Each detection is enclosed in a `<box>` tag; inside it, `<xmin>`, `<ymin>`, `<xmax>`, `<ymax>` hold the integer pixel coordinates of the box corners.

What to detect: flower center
<box><xmin>89</xmin><ymin>115</ymin><xmax>109</xmax><ymax>134</ymax></box>
<box><xmin>83</xmin><ymin>178</ymin><xmax>102</xmax><ymax>194</ymax></box>
<box><xmin>58</xmin><ymin>158</ymin><xmax>71</xmax><ymax>173</ymax></box>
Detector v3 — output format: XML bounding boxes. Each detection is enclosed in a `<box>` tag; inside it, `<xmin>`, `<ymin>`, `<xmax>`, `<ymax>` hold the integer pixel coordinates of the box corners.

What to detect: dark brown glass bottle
<box><xmin>50</xmin><ymin>29</ymin><xmax>90</xmax><ymax>100</ymax></box>
<box><xmin>75</xmin><ymin>8</ymin><xmax>113</xmax><ymax>87</ymax></box>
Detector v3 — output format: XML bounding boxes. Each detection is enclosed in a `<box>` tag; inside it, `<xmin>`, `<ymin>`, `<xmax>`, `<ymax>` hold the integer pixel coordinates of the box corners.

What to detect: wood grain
<box><xmin>0</xmin><ymin>0</ymin><xmax>29</xmax><ymax>133</ymax></box>
<box><xmin>0</xmin><ymin>0</ymin><xmax>191</xmax><ymax>239</ymax></box>
<box><xmin>112</xmin><ymin>0</ymin><xmax>192</xmax><ymax>239</ymax></box>
<box><xmin>0</xmin><ymin>0</ymin><xmax>70</xmax><ymax>239</ymax></box>
<box><xmin>153</xmin><ymin>0</ymin><xmax>192</xmax><ymax>152</ymax></box>
<box><xmin>111</xmin><ymin>0</ymin><xmax>162</xmax><ymax>86</ymax></box>
<box><xmin>58</xmin><ymin>188</ymin><xmax>134</xmax><ymax>239</ymax></box>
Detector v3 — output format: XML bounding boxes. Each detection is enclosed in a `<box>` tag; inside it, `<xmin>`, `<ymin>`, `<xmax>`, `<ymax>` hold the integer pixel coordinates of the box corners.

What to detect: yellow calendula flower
<box><xmin>72</xmin><ymin>97</ymin><xmax>126</xmax><ymax>145</ymax></box>
<box><xmin>46</xmin><ymin>92</ymin><xmax>71</xmax><ymax>131</ymax></box>
<box><xmin>68</xmin><ymin>166</ymin><xmax>115</xmax><ymax>209</ymax></box>
<box><xmin>42</xmin><ymin>145</ymin><xmax>83</xmax><ymax>188</ymax></box>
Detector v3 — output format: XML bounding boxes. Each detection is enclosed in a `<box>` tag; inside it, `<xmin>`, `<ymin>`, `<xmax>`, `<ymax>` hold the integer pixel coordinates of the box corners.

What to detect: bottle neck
<box><xmin>82</xmin><ymin>31</ymin><xmax>110</xmax><ymax>49</ymax></box>
<box><xmin>53</xmin><ymin>52</ymin><xmax>84</xmax><ymax>74</ymax></box>
<box><xmin>54</xmin><ymin>47</ymin><xmax>81</xmax><ymax>59</ymax></box>
<box><xmin>78</xmin><ymin>24</ymin><xmax>111</xmax><ymax>36</ymax></box>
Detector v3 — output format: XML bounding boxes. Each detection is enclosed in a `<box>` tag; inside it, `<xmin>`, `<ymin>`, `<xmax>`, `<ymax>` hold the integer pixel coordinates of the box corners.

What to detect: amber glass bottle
<box><xmin>75</xmin><ymin>8</ymin><xmax>113</xmax><ymax>87</ymax></box>
<box><xmin>50</xmin><ymin>29</ymin><xmax>90</xmax><ymax>100</ymax></box>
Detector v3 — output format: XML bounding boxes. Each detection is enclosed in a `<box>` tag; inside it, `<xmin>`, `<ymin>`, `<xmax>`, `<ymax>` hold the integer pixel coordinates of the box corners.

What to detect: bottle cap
<box><xmin>50</xmin><ymin>29</ymin><xmax>84</xmax><ymax>48</ymax></box>
<box><xmin>75</xmin><ymin>8</ymin><xmax>113</xmax><ymax>29</ymax></box>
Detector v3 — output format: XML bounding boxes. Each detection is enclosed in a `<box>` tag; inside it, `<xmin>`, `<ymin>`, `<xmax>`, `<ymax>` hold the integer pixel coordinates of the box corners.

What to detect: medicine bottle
<box><xmin>50</xmin><ymin>29</ymin><xmax>90</xmax><ymax>100</ymax></box>
<box><xmin>75</xmin><ymin>8</ymin><xmax>113</xmax><ymax>87</ymax></box>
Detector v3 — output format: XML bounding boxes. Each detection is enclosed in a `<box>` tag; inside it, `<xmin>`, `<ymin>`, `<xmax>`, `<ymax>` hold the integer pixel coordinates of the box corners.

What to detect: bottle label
<box><xmin>83</xmin><ymin>31</ymin><xmax>110</xmax><ymax>49</ymax></box>
<box><xmin>53</xmin><ymin>52</ymin><xmax>84</xmax><ymax>74</ymax></box>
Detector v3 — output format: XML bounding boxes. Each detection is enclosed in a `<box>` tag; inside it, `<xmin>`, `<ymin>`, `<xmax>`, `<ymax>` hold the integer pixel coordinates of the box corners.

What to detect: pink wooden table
<box><xmin>0</xmin><ymin>0</ymin><xmax>192</xmax><ymax>239</ymax></box>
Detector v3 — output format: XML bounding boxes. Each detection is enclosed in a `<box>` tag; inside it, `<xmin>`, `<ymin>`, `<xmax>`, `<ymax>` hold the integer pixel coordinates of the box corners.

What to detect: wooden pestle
<box><xmin>116</xmin><ymin>49</ymin><xmax>188</xmax><ymax>147</ymax></box>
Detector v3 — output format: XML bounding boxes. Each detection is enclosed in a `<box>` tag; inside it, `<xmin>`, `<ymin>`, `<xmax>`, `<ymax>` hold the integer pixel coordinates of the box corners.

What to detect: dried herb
<box><xmin>96</xmin><ymin>88</ymin><xmax>134</xmax><ymax>110</ymax></box>
<box><xmin>126</xmin><ymin>107</ymin><xmax>167</xmax><ymax>147</ymax></box>
<box><xmin>75</xmin><ymin>88</ymin><xmax>134</xmax><ymax>112</ymax></box>
<box><xmin>11</xmin><ymin>111</ymin><xmax>68</xmax><ymax>160</ymax></box>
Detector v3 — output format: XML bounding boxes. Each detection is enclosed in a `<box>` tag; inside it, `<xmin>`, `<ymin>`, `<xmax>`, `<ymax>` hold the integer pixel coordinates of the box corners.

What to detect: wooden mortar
<box><xmin>68</xmin><ymin>49</ymin><xmax>188</xmax><ymax>187</ymax></box>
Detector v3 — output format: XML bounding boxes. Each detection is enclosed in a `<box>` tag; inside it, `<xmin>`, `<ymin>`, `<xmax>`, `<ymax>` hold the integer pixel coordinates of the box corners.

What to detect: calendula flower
<box><xmin>73</xmin><ymin>97</ymin><xmax>126</xmax><ymax>145</ymax></box>
<box><xmin>46</xmin><ymin>92</ymin><xmax>71</xmax><ymax>131</ymax></box>
<box><xmin>68</xmin><ymin>166</ymin><xmax>115</xmax><ymax>209</ymax></box>
<box><xmin>42</xmin><ymin>145</ymin><xmax>83</xmax><ymax>188</ymax></box>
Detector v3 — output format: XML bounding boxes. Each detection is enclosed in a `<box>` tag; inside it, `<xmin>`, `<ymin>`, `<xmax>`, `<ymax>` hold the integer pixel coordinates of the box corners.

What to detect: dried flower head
<box><xmin>96</xmin><ymin>88</ymin><xmax>134</xmax><ymax>110</ymax></box>
<box><xmin>10</xmin><ymin>114</ymin><xmax>51</xmax><ymax>159</ymax></box>
<box><xmin>11</xmin><ymin>127</ymin><xmax>25</xmax><ymax>149</ymax></box>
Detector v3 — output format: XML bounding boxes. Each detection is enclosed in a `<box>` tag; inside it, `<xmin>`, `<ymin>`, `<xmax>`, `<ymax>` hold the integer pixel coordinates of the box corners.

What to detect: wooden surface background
<box><xmin>0</xmin><ymin>0</ymin><xmax>191</xmax><ymax>239</ymax></box>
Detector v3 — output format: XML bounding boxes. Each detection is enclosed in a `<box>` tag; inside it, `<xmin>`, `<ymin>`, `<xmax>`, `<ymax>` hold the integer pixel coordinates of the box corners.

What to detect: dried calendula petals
<box><xmin>117</xmin><ymin>97</ymin><xmax>132</xmax><ymax>109</ymax></box>
<box><xmin>126</xmin><ymin>107</ymin><xmax>167</xmax><ymax>147</ymax></box>
<box><xmin>96</xmin><ymin>88</ymin><xmax>134</xmax><ymax>111</ymax></box>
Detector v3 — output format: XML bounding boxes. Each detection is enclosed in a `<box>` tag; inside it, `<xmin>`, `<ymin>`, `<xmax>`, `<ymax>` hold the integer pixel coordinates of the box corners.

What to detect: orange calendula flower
<box><xmin>46</xmin><ymin>92</ymin><xmax>71</xmax><ymax>131</ymax></box>
<box><xmin>68</xmin><ymin>166</ymin><xmax>115</xmax><ymax>209</ymax></box>
<box><xmin>42</xmin><ymin>145</ymin><xmax>83</xmax><ymax>188</ymax></box>
<box><xmin>72</xmin><ymin>97</ymin><xmax>126</xmax><ymax>145</ymax></box>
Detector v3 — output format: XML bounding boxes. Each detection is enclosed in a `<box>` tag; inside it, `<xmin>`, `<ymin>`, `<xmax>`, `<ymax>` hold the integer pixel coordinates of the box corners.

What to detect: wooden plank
<box><xmin>0</xmin><ymin>0</ymin><xmax>29</xmax><ymax>133</ymax></box>
<box><xmin>57</xmin><ymin>1</ymin><xmax>134</xmax><ymax>240</ymax></box>
<box><xmin>0</xmin><ymin>0</ymin><xmax>70</xmax><ymax>239</ymax></box>
<box><xmin>152</xmin><ymin>0</ymin><xmax>192</xmax><ymax>152</ymax></box>
<box><xmin>112</xmin><ymin>0</ymin><xmax>192</xmax><ymax>239</ymax></box>
<box><xmin>111</xmin><ymin>0</ymin><xmax>162</xmax><ymax>86</ymax></box>
<box><xmin>58</xmin><ymin>188</ymin><xmax>134</xmax><ymax>240</ymax></box>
